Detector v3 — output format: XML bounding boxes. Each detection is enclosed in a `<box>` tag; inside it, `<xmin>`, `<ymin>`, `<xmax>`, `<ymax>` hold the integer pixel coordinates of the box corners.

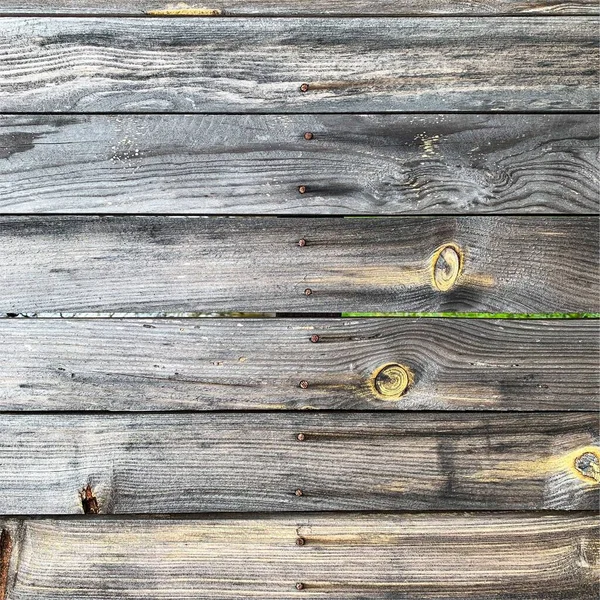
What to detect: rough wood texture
<box><xmin>1</xmin><ymin>216</ymin><xmax>597</xmax><ymax>314</ymax></box>
<box><xmin>1</xmin><ymin>0</ymin><xmax>597</xmax><ymax>15</ymax></box>
<box><xmin>0</xmin><ymin>18</ymin><xmax>597</xmax><ymax>113</ymax></box>
<box><xmin>1</xmin><ymin>114</ymin><xmax>598</xmax><ymax>214</ymax></box>
<box><xmin>1</xmin><ymin>318</ymin><xmax>598</xmax><ymax>411</ymax></box>
<box><xmin>0</xmin><ymin>413</ymin><xmax>598</xmax><ymax>513</ymax></box>
<box><xmin>0</xmin><ymin>513</ymin><xmax>598</xmax><ymax>599</ymax></box>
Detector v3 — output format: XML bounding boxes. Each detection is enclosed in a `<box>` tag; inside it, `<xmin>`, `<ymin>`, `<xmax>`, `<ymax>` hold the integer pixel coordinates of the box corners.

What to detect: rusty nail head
<box><xmin>296</xmin><ymin>582</ymin><xmax>305</xmax><ymax>590</ymax></box>
<box><xmin>300</xmin><ymin>83</ymin><xmax>309</xmax><ymax>92</ymax></box>
<box><xmin>295</xmin><ymin>489</ymin><xmax>303</xmax><ymax>497</ymax></box>
<box><xmin>310</xmin><ymin>334</ymin><xmax>320</xmax><ymax>343</ymax></box>
<box><xmin>304</xmin><ymin>288</ymin><xmax>312</xmax><ymax>296</ymax></box>
<box><xmin>299</xmin><ymin>380</ymin><xmax>309</xmax><ymax>389</ymax></box>
<box><xmin>298</xmin><ymin>238</ymin><xmax>306</xmax><ymax>247</ymax></box>
<box><xmin>303</xmin><ymin>132</ymin><xmax>314</xmax><ymax>140</ymax></box>
<box><xmin>296</xmin><ymin>537</ymin><xmax>306</xmax><ymax>546</ymax></box>
<box><xmin>296</xmin><ymin>432</ymin><xmax>306</xmax><ymax>441</ymax></box>
<box><xmin>298</xmin><ymin>185</ymin><xmax>307</xmax><ymax>194</ymax></box>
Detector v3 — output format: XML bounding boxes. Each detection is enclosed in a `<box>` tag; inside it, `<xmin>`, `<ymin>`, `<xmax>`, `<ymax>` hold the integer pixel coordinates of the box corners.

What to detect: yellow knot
<box><xmin>432</xmin><ymin>244</ymin><xmax>463</xmax><ymax>292</ymax></box>
<box><xmin>373</xmin><ymin>363</ymin><xmax>413</xmax><ymax>400</ymax></box>
<box><xmin>574</xmin><ymin>452</ymin><xmax>600</xmax><ymax>483</ymax></box>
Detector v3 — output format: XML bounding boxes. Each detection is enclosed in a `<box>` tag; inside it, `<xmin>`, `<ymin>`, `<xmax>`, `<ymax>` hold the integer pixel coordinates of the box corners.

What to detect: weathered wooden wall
<box><xmin>0</xmin><ymin>1</ymin><xmax>598</xmax><ymax>599</ymax></box>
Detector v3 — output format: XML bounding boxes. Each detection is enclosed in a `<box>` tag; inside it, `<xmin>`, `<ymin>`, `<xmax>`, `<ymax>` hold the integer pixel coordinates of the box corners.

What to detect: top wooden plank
<box><xmin>0</xmin><ymin>17</ymin><xmax>597</xmax><ymax>112</ymax></box>
<box><xmin>0</xmin><ymin>0</ymin><xmax>597</xmax><ymax>16</ymax></box>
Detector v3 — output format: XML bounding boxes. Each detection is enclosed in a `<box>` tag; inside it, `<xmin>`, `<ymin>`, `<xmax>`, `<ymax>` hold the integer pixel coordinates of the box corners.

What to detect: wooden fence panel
<box><xmin>1</xmin><ymin>0</ymin><xmax>598</xmax><ymax>16</ymax></box>
<box><xmin>0</xmin><ymin>18</ymin><xmax>597</xmax><ymax>112</ymax></box>
<box><xmin>1</xmin><ymin>318</ymin><xmax>597</xmax><ymax>411</ymax></box>
<box><xmin>1</xmin><ymin>114</ymin><xmax>597</xmax><ymax>214</ymax></box>
<box><xmin>0</xmin><ymin>514</ymin><xmax>598</xmax><ymax>599</ymax></box>
<box><xmin>0</xmin><ymin>413</ymin><xmax>597</xmax><ymax>513</ymax></box>
<box><xmin>1</xmin><ymin>216</ymin><xmax>597</xmax><ymax>314</ymax></box>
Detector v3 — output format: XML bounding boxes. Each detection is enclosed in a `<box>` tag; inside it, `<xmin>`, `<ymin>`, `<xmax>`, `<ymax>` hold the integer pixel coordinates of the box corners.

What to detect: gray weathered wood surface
<box><xmin>0</xmin><ymin>513</ymin><xmax>598</xmax><ymax>599</ymax></box>
<box><xmin>0</xmin><ymin>413</ymin><xmax>597</xmax><ymax>513</ymax></box>
<box><xmin>1</xmin><ymin>114</ymin><xmax>597</xmax><ymax>214</ymax></box>
<box><xmin>1</xmin><ymin>318</ymin><xmax>597</xmax><ymax>411</ymax></box>
<box><xmin>0</xmin><ymin>18</ymin><xmax>597</xmax><ymax>113</ymax></box>
<box><xmin>1</xmin><ymin>0</ymin><xmax>598</xmax><ymax>15</ymax></box>
<box><xmin>1</xmin><ymin>216</ymin><xmax>597</xmax><ymax>314</ymax></box>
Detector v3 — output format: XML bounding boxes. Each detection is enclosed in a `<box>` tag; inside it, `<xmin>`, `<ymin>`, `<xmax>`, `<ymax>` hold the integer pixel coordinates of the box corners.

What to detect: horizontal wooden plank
<box><xmin>1</xmin><ymin>216</ymin><xmax>598</xmax><ymax>314</ymax></box>
<box><xmin>1</xmin><ymin>0</ymin><xmax>598</xmax><ymax>16</ymax></box>
<box><xmin>0</xmin><ymin>18</ymin><xmax>597</xmax><ymax>112</ymax></box>
<box><xmin>0</xmin><ymin>413</ymin><xmax>598</xmax><ymax>513</ymax></box>
<box><xmin>1</xmin><ymin>114</ymin><xmax>598</xmax><ymax>214</ymax></box>
<box><xmin>0</xmin><ymin>514</ymin><xmax>598</xmax><ymax>599</ymax></box>
<box><xmin>1</xmin><ymin>318</ymin><xmax>598</xmax><ymax>411</ymax></box>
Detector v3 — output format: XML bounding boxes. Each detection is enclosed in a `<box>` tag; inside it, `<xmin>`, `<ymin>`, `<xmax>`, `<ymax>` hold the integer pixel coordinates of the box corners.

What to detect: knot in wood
<box><xmin>373</xmin><ymin>363</ymin><xmax>412</xmax><ymax>399</ymax></box>
<box><xmin>574</xmin><ymin>452</ymin><xmax>600</xmax><ymax>482</ymax></box>
<box><xmin>432</xmin><ymin>244</ymin><xmax>463</xmax><ymax>292</ymax></box>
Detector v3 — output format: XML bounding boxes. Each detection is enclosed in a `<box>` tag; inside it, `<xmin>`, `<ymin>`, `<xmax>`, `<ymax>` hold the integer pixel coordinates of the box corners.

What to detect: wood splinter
<box><xmin>0</xmin><ymin>529</ymin><xmax>12</xmax><ymax>600</ymax></box>
<box><xmin>80</xmin><ymin>484</ymin><xmax>100</xmax><ymax>515</ymax></box>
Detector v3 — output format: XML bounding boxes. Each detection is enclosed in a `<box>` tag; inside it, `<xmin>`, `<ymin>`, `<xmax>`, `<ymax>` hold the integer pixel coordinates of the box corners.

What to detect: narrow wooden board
<box><xmin>0</xmin><ymin>513</ymin><xmax>598</xmax><ymax>599</ymax></box>
<box><xmin>1</xmin><ymin>318</ymin><xmax>598</xmax><ymax>411</ymax></box>
<box><xmin>0</xmin><ymin>18</ymin><xmax>597</xmax><ymax>112</ymax></box>
<box><xmin>1</xmin><ymin>216</ymin><xmax>597</xmax><ymax>314</ymax></box>
<box><xmin>0</xmin><ymin>413</ymin><xmax>597</xmax><ymax>513</ymax></box>
<box><xmin>1</xmin><ymin>114</ymin><xmax>597</xmax><ymax>214</ymax></box>
<box><xmin>1</xmin><ymin>0</ymin><xmax>597</xmax><ymax>16</ymax></box>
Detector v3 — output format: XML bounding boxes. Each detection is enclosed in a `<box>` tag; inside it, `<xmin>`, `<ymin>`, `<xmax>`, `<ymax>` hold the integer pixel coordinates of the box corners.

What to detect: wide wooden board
<box><xmin>0</xmin><ymin>18</ymin><xmax>597</xmax><ymax>112</ymax></box>
<box><xmin>1</xmin><ymin>216</ymin><xmax>597</xmax><ymax>314</ymax></box>
<box><xmin>1</xmin><ymin>114</ymin><xmax>597</xmax><ymax>214</ymax></box>
<box><xmin>0</xmin><ymin>0</ymin><xmax>597</xmax><ymax>16</ymax></box>
<box><xmin>0</xmin><ymin>513</ymin><xmax>598</xmax><ymax>599</ymax></box>
<box><xmin>1</xmin><ymin>318</ymin><xmax>598</xmax><ymax>411</ymax></box>
<box><xmin>0</xmin><ymin>413</ymin><xmax>597</xmax><ymax>513</ymax></box>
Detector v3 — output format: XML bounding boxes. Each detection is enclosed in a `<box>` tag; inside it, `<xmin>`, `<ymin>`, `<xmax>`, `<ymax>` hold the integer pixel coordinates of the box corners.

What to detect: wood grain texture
<box><xmin>0</xmin><ymin>18</ymin><xmax>597</xmax><ymax>112</ymax></box>
<box><xmin>1</xmin><ymin>216</ymin><xmax>597</xmax><ymax>314</ymax></box>
<box><xmin>1</xmin><ymin>318</ymin><xmax>598</xmax><ymax>411</ymax></box>
<box><xmin>1</xmin><ymin>0</ymin><xmax>598</xmax><ymax>15</ymax></box>
<box><xmin>1</xmin><ymin>114</ymin><xmax>598</xmax><ymax>214</ymax></box>
<box><xmin>0</xmin><ymin>413</ymin><xmax>598</xmax><ymax>513</ymax></box>
<box><xmin>0</xmin><ymin>513</ymin><xmax>598</xmax><ymax>599</ymax></box>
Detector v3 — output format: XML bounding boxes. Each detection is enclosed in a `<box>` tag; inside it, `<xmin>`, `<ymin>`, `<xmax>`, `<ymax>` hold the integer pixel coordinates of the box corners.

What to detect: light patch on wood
<box><xmin>468</xmin><ymin>446</ymin><xmax>600</xmax><ymax>484</ymax></box>
<box><xmin>415</xmin><ymin>132</ymin><xmax>441</xmax><ymax>158</ymax></box>
<box><xmin>310</xmin><ymin>266</ymin><xmax>427</xmax><ymax>287</ymax></box>
<box><xmin>431</xmin><ymin>244</ymin><xmax>463</xmax><ymax>292</ymax></box>
<box><xmin>147</xmin><ymin>3</ymin><xmax>221</xmax><ymax>14</ymax></box>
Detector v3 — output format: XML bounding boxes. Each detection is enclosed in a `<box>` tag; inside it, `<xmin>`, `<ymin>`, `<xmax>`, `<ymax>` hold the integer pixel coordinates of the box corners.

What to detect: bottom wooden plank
<box><xmin>0</xmin><ymin>513</ymin><xmax>597</xmax><ymax>599</ymax></box>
